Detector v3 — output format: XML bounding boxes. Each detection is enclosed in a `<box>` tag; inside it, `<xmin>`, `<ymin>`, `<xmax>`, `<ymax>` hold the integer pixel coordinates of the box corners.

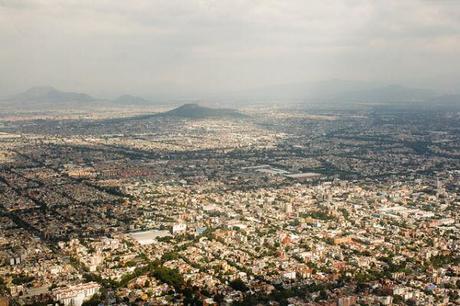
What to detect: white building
<box><xmin>172</xmin><ymin>223</ymin><xmax>187</xmax><ymax>235</ymax></box>
<box><xmin>283</xmin><ymin>271</ymin><xmax>296</xmax><ymax>280</ymax></box>
<box><xmin>53</xmin><ymin>282</ymin><xmax>100</xmax><ymax>306</ymax></box>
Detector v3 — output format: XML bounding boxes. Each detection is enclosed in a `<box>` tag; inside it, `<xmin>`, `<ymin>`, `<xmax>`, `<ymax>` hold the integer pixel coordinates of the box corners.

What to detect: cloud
<box><xmin>0</xmin><ymin>0</ymin><xmax>459</xmax><ymax>96</ymax></box>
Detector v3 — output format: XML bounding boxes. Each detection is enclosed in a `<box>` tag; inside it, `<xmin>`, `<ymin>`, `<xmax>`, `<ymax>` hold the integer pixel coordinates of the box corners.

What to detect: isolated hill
<box><xmin>7</xmin><ymin>86</ymin><xmax>96</xmax><ymax>104</ymax></box>
<box><xmin>99</xmin><ymin>103</ymin><xmax>246</xmax><ymax>124</ymax></box>
<box><xmin>160</xmin><ymin>103</ymin><xmax>245</xmax><ymax>118</ymax></box>
<box><xmin>113</xmin><ymin>94</ymin><xmax>151</xmax><ymax>105</ymax></box>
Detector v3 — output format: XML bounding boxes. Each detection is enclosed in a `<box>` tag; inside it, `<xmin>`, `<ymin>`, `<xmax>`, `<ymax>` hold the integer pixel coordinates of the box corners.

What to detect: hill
<box><xmin>7</xmin><ymin>86</ymin><xmax>96</xmax><ymax>104</ymax></box>
<box><xmin>161</xmin><ymin>103</ymin><xmax>245</xmax><ymax>118</ymax></box>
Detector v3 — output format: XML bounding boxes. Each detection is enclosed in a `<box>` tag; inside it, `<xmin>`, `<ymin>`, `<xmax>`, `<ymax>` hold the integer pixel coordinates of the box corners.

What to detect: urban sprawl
<box><xmin>0</xmin><ymin>105</ymin><xmax>459</xmax><ymax>306</ymax></box>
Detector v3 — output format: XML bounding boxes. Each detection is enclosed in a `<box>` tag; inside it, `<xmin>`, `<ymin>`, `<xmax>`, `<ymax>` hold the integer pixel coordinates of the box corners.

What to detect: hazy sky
<box><xmin>1</xmin><ymin>0</ymin><xmax>459</xmax><ymax>97</ymax></box>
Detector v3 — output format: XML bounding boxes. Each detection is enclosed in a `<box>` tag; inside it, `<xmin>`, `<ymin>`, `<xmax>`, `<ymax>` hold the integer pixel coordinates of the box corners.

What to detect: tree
<box><xmin>229</xmin><ymin>278</ymin><xmax>249</xmax><ymax>292</ymax></box>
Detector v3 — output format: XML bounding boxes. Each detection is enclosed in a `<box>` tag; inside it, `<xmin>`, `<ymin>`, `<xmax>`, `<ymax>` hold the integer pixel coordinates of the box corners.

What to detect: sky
<box><xmin>0</xmin><ymin>0</ymin><xmax>459</xmax><ymax>98</ymax></box>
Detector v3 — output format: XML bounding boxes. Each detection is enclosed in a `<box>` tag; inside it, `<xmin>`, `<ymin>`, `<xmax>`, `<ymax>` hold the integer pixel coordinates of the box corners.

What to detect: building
<box><xmin>172</xmin><ymin>223</ymin><xmax>187</xmax><ymax>235</ymax></box>
<box><xmin>337</xmin><ymin>296</ymin><xmax>357</xmax><ymax>306</ymax></box>
<box><xmin>53</xmin><ymin>282</ymin><xmax>100</xmax><ymax>306</ymax></box>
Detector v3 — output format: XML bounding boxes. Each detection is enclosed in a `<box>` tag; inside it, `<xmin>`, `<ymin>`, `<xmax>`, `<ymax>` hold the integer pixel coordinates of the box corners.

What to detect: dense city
<box><xmin>0</xmin><ymin>104</ymin><xmax>458</xmax><ymax>306</ymax></box>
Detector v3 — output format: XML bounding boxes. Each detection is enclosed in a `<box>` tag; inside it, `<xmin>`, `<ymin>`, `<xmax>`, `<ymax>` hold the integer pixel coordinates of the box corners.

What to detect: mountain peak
<box><xmin>175</xmin><ymin>103</ymin><xmax>200</xmax><ymax>109</ymax></box>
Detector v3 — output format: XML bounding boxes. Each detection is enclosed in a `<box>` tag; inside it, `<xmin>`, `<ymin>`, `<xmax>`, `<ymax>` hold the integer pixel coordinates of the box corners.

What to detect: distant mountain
<box><xmin>422</xmin><ymin>94</ymin><xmax>460</xmax><ymax>110</ymax></box>
<box><xmin>113</xmin><ymin>94</ymin><xmax>151</xmax><ymax>105</ymax></box>
<box><xmin>335</xmin><ymin>84</ymin><xmax>436</xmax><ymax>103</ymax></box>
<box><xmin>7</xmin><ymin>86</ymin><xmax>96</xmax><ymax>104</ymax></box>
<box><xmin>429</xmin><ymin>94</ymin><xmax>460</xmax><ymax>105</ymax></box>
<box><xmin>161</xmin><ymin>103</ymin><xmax>245</xmax><ymax>118</ymax></box>
<box><xmin>222</xmin><ymin>80</ymin><xmax>437</xmax><ymax>105</ymax></box>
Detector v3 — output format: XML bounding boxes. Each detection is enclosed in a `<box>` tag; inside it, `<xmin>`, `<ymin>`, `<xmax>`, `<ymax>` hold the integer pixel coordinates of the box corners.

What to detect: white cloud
<box><xmin>0</xmin><ymin>0</ymin><xmax>459</xmax><ymax>96</ymax></box>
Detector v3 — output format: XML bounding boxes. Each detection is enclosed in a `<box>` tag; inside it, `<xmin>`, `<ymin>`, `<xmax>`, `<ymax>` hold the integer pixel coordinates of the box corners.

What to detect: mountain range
<box><xmin>0</xmin><ymin>81</ymin><xmax>458</xmax><ymax>110</ymax></box>
<box><xmin>0</xmin><ymin>86</ymin><xmax>153</xmax><ymax>109</ymax></box>
<box><xmin>223</xmin><ymin>80</ymin><xmax>438</xmax><ymax>104</ymax></box>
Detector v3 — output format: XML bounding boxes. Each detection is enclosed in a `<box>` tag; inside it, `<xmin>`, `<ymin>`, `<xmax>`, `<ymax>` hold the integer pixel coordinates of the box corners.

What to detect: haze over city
<box><xmin>0</xmin><ymin>1</ymin><xmax>459</xmax><ymax>306</ymax></box>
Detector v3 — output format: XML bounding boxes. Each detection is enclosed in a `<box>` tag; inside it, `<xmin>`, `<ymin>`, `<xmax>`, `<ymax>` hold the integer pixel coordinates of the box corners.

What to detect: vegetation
<box><xmin>0</xmin><ymin>277</ymin><xmax>9</xmax><ymax>294</ymax></box>
<box><xmin>12</xmin><ymin>274</ymin><xmax>35</xmax><ymax>285</ymax></box>
<box><xmin>428</xmin><ymin>254</ymin><xmax>460</xmax><ymax>268</ymax></box>
<box><xmin>301</xmin><ymin>211</ymin><xmax>335</xmax><ymax>221</ymax></box>
<box><xmin>150</xmin><ymin>265</ymin><xmax>184</xmax><ymax>289</ymax></box>
<box><xmin>229</xmin><ymin>278</ymin><xmax>249</xmax><ymax>292</ymax></box>
<box><xmin>162</xmin><ymin>251</ymin><xmax>180</xmax><ymax>261</ymax></box>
